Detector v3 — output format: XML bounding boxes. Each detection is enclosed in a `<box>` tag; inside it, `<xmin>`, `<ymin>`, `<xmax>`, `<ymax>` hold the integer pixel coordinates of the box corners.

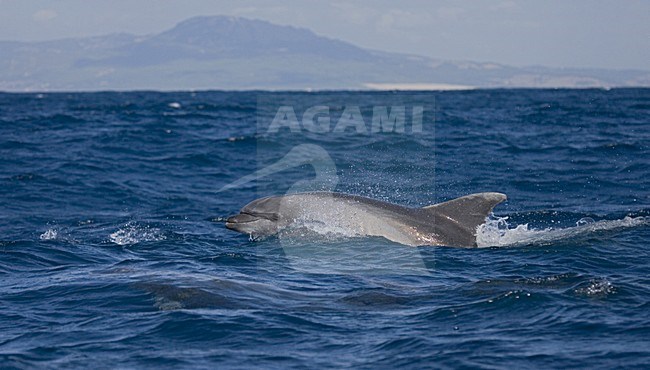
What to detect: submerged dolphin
<box><xmin>225</xmin><ymin>192</ymin><xmax>506</xmax><ymax>247</ymax></box>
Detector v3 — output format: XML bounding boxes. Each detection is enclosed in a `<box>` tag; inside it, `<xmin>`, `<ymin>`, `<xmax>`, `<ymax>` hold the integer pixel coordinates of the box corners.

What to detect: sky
<box><xmin>1</xmin><ymin>0</ymin><xmax>648</xmax><ymax>70</ymax></box>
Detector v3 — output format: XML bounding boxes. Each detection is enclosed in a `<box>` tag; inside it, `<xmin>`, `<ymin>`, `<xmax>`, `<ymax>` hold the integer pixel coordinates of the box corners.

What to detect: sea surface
<box><xmin>1</xmin><ymin>89</ymin><xmax>649</xmax><ymax>369</ymax></box>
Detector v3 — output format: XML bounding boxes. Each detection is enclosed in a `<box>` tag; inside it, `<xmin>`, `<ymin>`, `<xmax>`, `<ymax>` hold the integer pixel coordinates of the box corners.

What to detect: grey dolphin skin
<box><xmin>226</xmin><ymin>192</ymin><xmax>506</xmax><ymax>247</ymax></box>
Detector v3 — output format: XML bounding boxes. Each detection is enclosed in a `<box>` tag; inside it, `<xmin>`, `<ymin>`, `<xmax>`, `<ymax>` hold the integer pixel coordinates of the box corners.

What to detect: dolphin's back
<box><xmin>304</xmin><ymin>192</ymin><xmax>506</xmax><ymax>247</ymax></box>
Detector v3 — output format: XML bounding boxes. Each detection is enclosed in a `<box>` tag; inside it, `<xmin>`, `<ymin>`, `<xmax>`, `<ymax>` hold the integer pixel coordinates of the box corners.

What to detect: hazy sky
<box><xmin>1</xmin><ymin>0</ymin><xmax>648</xmax><ymax>70</ymax></box>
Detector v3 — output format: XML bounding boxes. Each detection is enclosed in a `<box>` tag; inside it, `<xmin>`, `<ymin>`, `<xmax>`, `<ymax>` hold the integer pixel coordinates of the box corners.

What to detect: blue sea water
<box><xmin>0</xmin><ymin>89</ymin><xmax>649</xmax><ymax>369</ymax></box>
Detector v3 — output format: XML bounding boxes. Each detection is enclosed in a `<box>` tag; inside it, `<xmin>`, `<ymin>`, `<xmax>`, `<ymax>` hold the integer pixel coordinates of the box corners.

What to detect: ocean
<box><xmin>1</xmin><ymin>89</ymin><xmax>649</xmax><ymax>368</ymax></box>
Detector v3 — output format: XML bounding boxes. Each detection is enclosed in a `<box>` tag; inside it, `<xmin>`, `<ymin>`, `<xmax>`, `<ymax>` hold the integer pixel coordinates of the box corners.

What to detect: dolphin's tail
<box><xmin>423</xmin><ymin>192</ymin><xmax>507</xmax><ymax>246</ymax></box>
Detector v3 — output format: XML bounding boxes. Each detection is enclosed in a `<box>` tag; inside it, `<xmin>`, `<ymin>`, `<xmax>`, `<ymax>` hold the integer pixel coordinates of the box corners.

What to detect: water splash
<box><xmin>109</xmin><ymin>222</ymin><xmax>166</xmax><ymax>246</ymax></box>
<box><xmin>476</xmin><ymin>215</ymin><xmax>649</xmax><ymax>248</ymax></box>
<box><xmin>575</xmin><ymin>278</ymin><xmax>616</xmax><ymax>297</ymax></box>
<box><xmin>39</xmin><ymin>228</ymin><xmax>58</xmax><ymax>240</ymax></box>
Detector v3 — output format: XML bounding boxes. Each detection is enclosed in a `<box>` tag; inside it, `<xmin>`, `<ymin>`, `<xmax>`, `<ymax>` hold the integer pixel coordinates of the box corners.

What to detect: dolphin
<box><xmin>225</xmin><ymin>192</ymin><xmax>506</xmax><ymax>247</ymax></box>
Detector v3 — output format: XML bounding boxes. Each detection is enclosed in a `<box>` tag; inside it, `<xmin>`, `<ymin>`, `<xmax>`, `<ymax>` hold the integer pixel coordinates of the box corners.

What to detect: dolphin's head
<box><xmin>225</xmin><ymin>196</ymin><xmax>288</xmax><ymax>237</ymax></box>
<box><xmin>225</xmin><ymin>212</ymin><xmax>279</xmax><ymax>236</ymax></box>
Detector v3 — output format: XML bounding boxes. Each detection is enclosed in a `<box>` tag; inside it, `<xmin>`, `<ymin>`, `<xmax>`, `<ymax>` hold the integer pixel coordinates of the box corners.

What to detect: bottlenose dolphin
<box><xmin>226</xmin><ymin>192</ymin><xmax>506</xmax><ymax>247</ymax></box>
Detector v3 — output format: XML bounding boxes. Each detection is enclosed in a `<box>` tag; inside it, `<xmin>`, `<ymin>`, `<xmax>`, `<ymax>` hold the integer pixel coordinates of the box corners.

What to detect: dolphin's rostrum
<box><xmin>226</xmin><ymin>192</ymin><xmax>506</xmax><ymax>247</ymax></box>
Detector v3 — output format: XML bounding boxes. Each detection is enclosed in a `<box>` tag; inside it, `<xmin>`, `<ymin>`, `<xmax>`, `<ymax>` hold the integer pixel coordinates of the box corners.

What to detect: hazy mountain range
<box><xmin>1</xmin><ymin>16</ymin><xmax>649</xmax><ymax>91</ymax></box>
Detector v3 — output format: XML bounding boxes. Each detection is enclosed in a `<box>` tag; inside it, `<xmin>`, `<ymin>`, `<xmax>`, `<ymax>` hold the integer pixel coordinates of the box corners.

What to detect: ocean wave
<box><xmin>2</xmin><ymin>89</ymin><xmax>650</xmax><ymax>368</ymax></box>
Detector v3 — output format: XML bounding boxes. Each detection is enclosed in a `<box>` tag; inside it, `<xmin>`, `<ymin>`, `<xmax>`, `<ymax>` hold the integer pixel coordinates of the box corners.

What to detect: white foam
<box><xmin>109</xmin><ymin>222</ymin><xmax>166</xmax><ymax>246</ymax></box>
<box><xmin>575</xmin><ymin>278</ymin><xmax>616</xmax><ymax>296</ymax></box>
<box><xmin>476</xmin><ymin>215</ymin><xmax>649</xmax><ymax>248</ymax></box>
<box><xmin>39</xmin><ymin>228</ymin><xmax>58</xmax><ymax>240</ymax></box>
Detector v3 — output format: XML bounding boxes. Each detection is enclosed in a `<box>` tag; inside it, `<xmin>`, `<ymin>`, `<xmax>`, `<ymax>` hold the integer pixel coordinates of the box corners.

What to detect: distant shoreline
<box><xmin>363</xmin><ymin>83</ymin><xmax>475</xmax><ymax>91</ymax></box>
<box><xmin>3</xmin><ymin>86</ymin><xmax>650</xmax><ymax>94</ymax></box>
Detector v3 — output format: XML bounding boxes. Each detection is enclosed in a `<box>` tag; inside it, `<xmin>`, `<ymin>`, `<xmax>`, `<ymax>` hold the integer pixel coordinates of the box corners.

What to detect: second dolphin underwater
<box><xmin>226</xmin><ymin>192</ymin><xmax>507</xmax><ymax>247</ymax></box>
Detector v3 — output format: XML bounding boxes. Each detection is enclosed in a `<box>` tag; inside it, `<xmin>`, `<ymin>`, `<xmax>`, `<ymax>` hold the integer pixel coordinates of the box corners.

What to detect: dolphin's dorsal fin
<box><xmin>423</xmin><ymin>192</ymin><xmax>507</xmax><ymax>233</ymax></box>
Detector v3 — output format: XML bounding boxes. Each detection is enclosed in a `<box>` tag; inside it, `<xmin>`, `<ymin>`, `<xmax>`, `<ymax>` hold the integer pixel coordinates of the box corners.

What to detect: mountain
<box><xmin>1</xmin><ymin>15</ymin><xmax>648</xmax><ymax>91</ymax></box>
